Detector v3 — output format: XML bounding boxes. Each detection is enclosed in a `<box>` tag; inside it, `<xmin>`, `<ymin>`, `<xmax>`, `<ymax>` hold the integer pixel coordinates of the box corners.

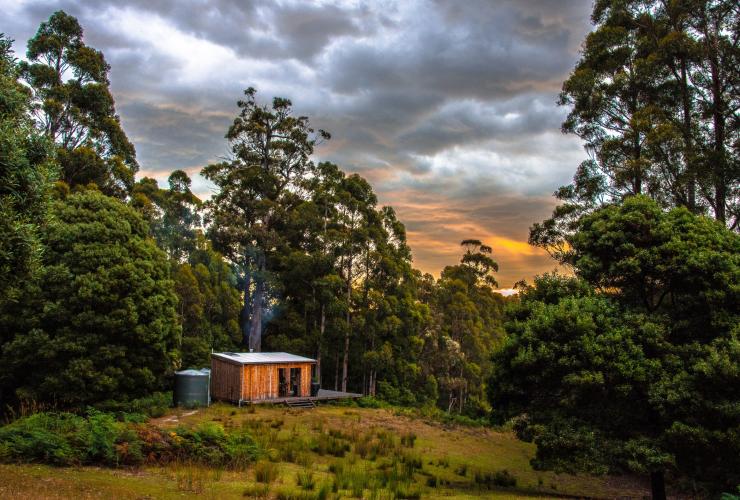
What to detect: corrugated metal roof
<box><xmin>212</xmin><ymin>352</ymin><xmax>316</xmax><ymax>365</ymax></box>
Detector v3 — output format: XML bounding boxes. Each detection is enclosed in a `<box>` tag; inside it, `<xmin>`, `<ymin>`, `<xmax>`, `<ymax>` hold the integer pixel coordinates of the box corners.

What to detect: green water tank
<box><xmin>173</xmin><ymin>368</ymin><xmax>210</xmax><ymax>407</ymax></box>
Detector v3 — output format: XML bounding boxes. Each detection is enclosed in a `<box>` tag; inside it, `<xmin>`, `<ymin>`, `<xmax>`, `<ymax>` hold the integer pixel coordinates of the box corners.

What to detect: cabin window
<box><xmin>290</xmin><ymin>367</ymin><xmax>301</xmax><ymax>396</ymax></box>
<box><xmin>278</xmin><ymin>368</ymin><xmax>288</xmax><ymax>397</ymax></box>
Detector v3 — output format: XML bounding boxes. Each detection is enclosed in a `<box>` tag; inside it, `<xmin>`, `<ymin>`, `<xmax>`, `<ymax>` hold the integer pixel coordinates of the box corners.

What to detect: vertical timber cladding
<box><xmin>210</xmin><ymin>357</ymin><xmax>243</xmax><ymax>402</ymax></box>
<box><xmin>241</xmin><ymin>363</ymin><xmax>313</xmax><ymax>401</ymax></box>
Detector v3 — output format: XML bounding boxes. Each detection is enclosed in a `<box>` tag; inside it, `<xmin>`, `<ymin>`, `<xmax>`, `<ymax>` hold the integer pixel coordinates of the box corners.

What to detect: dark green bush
<box><xmin>0</xmin><ymin>412</ymin><xmax>85</xmax><ymax>465</ymax></box>
<box><xmin>95</xmin><ymin>392</ymin><xmax>172</xmax><ymax>418</ymax></box>
<box><xmin>172</xmin><ymin>422</ymin><xmax>260</xmax><ymax>468</ymax></box>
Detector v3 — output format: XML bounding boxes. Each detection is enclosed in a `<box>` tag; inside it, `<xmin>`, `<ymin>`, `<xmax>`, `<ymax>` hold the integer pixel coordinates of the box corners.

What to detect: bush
<box><xmin>0</xmin><ymin>411</ymin><xmax>260</xmax><ymax>469</ymax></box>
<box><xmin>83</xmin><ymin>410</ymin><xmax>119</xmax><ymax>464</ymax></box>
<box><xmin>355</xmin><ymin>397</ymin><xmax>386</xmax><ymax>409</ymax></box>
<box><xmin>0</xmin><ymin>412</ymin><xmax>84</xmax><ymax>465</ymax></box>
<box><xmin>95</xmin><ymin>392</ymin><xmax>172</xmax><ymax>418</ymax></box>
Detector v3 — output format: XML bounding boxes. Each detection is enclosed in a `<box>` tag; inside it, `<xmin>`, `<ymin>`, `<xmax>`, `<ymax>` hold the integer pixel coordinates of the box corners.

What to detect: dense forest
<box><xmin>0</xmin><ymin>1</ymin><xmax>738</xmax><ymax>498</ymax></box>
<box><xmin>0</xmin><ymin>11</ymin><xmax>509</xmax><ymax>416</ymax></box>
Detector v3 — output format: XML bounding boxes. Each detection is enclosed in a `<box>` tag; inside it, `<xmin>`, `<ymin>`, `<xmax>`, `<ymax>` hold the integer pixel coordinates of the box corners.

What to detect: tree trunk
<box><xmin>342</xmin><ymin>254</ymin><xmax>352</xmax><ymax>393</ymax></box>
<box><xmin>709</xmin><ymin>57</ymin><xmax>726</xmax><ymax>223</ymax></box>
<box><xmin>342</xmin><ymin>324</ymin><xmax>350</xmax><ymax>392</ymax></box>
<box><xmin>316</xmin><ymin>303</ymin><xmax>325</xmax><ymax>386</ymax></box>
<box><xmin>241</xmin><ymin>262</ymin><xmax>252</xmax><ymax>347</ymax></box>
<box><xmin>334</xmin><ymin>351</ymin><xmax>339</xmax><ymax>391</ymax></box>
<box><xmin>679</xmin><ymin>57</ymin><xmax>696</xmax><ymax>211</ymax></box>
<box><xmin>459</xmin><ymin>366</ymin><xmax>465</xmax><ymax>414</ymax></box>
<box><xmin>248</xmin><ymin>253</ymin><xmax>265</xmax><ymax>352</ymax></box>
<box><xmin>650</xmin><ymin>470</ymin><xmax>666</xmax><ymax>500</ymax></box>
<box><xmin>701</xmin><ymin>7</ymin><xmax>727</xmax><ymax>223</ymax></box>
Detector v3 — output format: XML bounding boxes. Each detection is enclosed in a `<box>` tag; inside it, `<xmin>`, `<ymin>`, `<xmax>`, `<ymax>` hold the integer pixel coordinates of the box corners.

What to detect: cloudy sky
<box><xmin>2</xmin><ymin>0</ymin><xmax>593</xmax><ymax>288</ymax></box>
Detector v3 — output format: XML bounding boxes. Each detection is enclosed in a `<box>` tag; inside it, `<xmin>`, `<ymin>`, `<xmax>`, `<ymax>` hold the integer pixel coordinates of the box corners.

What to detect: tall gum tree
<box><xmin>203</xmin><ymin>87</ymin><xmax>329</xmax><ymax>352</ymax></box>
<box><xmin>531</xmin><ymin>0</ymin><xmax>739</xmax><ymax>261</ymax></box>
<box><xmin>20</xmin><ymin>11</ymin><xmax>138</xmax><ymax>199</ymax></box>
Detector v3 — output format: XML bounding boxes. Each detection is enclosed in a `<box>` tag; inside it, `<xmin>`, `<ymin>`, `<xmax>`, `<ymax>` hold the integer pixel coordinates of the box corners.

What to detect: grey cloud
<box><xmin>5</xmin><ymin>0</ymin><xmax>593</xmax><ymax>285</ymax></box>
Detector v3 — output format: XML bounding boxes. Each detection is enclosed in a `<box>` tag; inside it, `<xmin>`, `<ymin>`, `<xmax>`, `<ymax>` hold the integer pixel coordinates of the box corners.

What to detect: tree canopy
<box><xmin>1</xmin><ymin>190</ymin><xmax>180</xmax><ymax>405</ymax></box>
<box><xmin>0</xmin><ymin>34</ymin><xmax>55</xmax><ymax>301</ymax></box>
<box><xmin>531</xmin><ymin>0</ymin><xmax>739</xmax><ymax>261</ymax></box>
<box><xmin>490</xmin><ymin>198</ymin><xmax>740</xmax><ymax>497</ymax></box>
<box><xmin>20</xmin><ymin>11</ymin><xmax>138</xmax><ymax>198</ymax></box>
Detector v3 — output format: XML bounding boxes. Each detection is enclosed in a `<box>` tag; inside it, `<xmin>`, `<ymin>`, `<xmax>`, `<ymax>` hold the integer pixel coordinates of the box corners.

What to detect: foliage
<box><xmin>132</xmin><ymin>170</ymin><xmax>202</xmax><ymax>262</ymax></box>
<box><xmin>172</xmin><ymin>235</ymin><xmax>242</xmax><ymax>368</ymax></box>
<box><xmin>94</xmin><ymin>391</ymin><xmax>172</xmax><ymax>419</ymax></box>
<box><xmin>531</xmin><ymin>0</ymin><xmax>739</xmax><ymax>260</ymax></box>
<box><xmin>417</xmin><ymin>241</ymin><xmax>507</xmax><ymax>415</ymax></box>
<box><xmin>203</xmin><ymin>87</ymin><xmax>329</xmax><ymax>352</ymax></box>
<box><xmin>0</xmin><ymin>34</ymin><xmax>55</xmax><ymax>305</ymax></box>
<box><xmin>20</xmin><ymin>11</ymin><xmax>138</xmax><ymax>198</ymax></box>
<box><xmin>0</xmin><ymin>190</ymin><xmax>180</xmax><ymax>406</ymax></box>
<box><xmin>0</xmin><ymin>410</ymin><xmax>260</xmax><ymax>468</ymax></box>
<box><xmin>491</xmin><ymin>198</ymin><xmax>740</xmax><ymax>496</ymax></box>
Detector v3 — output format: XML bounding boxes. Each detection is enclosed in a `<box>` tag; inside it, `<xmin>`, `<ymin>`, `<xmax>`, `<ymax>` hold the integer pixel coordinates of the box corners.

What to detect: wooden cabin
<box><xmin>210</xmin><ymin>352</ymin><xmax>316</xmax><ymax>404</ymax></box>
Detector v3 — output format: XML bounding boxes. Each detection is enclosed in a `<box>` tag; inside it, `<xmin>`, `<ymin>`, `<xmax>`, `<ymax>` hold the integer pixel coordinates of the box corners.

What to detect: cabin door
<box><xmin>290</xmin><ymin>368</ymin><xmax>301</xmax><ymax>397</ymax></box>
<box><xmin>278</xmin><ymin>368</ymin><xmax>289</xmax><ymax>397</ymax></box>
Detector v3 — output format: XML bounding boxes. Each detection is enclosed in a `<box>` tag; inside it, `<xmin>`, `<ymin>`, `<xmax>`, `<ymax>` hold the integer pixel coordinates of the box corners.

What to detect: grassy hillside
<box><xmin>0</xmin><ymin>403</ymin><xmax>648</xmax><ymax>499</ymax></box>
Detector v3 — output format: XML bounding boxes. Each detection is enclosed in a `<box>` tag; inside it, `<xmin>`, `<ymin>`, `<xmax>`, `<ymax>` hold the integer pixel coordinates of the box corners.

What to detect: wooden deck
<box><xmin>239</xmin><ymin>388</ymin><xmax>363</xmax><ymax>405</ymax></box>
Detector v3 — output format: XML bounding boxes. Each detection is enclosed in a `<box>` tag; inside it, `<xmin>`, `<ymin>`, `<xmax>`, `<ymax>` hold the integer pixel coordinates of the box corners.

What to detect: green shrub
<box><xmin>455</xmin><ymin>464</ymin><xmax>467</xmax><ymax>476</ymax></box>
<box><xmin>355</xmin><ymin>397</ymin><xmax>386</xmax><ymax>409</ymax></box>
<box><xmin>0</xmin><ymin>412</ymin><xmax>83</xmax><ymax>465</ymax></box>
<box><xmin>95</xmin><ymin>393</ymin><xmax>172</xmax><ymax>418</ymax></box>
<box><xmin>0</xmin><ymin>411</ymin><xmax>260</xmax><ymax>470</ymax></box>
<box><xmin>83</xmin><ymin>410</ymin><xmax>120</xmax><ymax>464</ymax></box>
<box><xmin>173</xmin><ymin>422</ymin><xmax>260</xmax><ymax>469</ymax></box>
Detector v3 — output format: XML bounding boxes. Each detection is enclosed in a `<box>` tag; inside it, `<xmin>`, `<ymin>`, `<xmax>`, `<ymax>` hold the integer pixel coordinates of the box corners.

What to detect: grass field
<box><xmin>0</xmin><ymin>403</ymin><xmax>648</xmax><ymax>499</ymax></box>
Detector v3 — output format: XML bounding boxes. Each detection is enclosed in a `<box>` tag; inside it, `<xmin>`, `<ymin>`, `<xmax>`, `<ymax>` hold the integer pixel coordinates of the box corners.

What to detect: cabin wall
<box><xmin>210</xmin><ymin>357</ymin><xmax>242</xmax><ymax>402</ymax></box>
<box><xmin>241</xmin><ymin>363</ymin><xmax>313</xmax><ymax>401</ymax></box>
